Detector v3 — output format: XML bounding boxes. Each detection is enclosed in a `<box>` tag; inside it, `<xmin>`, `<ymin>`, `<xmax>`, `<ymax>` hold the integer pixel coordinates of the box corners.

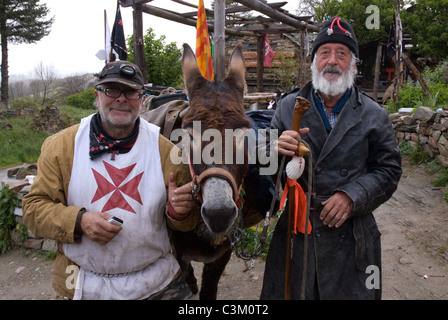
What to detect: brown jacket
<box><xmin>22</xmin><ymin>120</ymin><xmax>198</xmax><ymax>299</ymax></box>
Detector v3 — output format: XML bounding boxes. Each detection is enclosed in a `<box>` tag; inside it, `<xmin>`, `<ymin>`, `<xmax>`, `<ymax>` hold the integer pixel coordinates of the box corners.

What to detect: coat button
<box><xmin>340</xmin><ymin>168</ymin><xmax>348</xmax><ymax>176</ymax></box>
<box><xmin>314</xmin><ymin>229</ymin><xmax>321</xmax><ymax>237</ymax></box>
<box><xmin>315</xmin><ymin>166</ymin><xmax>322</xmax><ymax>174</ymax></box>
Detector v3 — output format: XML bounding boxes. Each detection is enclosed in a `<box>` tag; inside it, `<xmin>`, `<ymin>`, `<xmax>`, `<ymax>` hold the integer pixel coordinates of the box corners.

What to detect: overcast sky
<box><xmin>8</xmin><ymin>0</ymin><xmax>299</xmax><ymax>79</ymax></box>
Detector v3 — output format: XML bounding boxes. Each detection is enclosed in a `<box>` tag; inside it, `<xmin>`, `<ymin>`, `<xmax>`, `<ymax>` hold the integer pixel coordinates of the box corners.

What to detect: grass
<box><xmin>0</xmin><ymin>116</ymin><xmax>49</xmax><ymax>168</ymax></box>
<box><xmin>0</xmin><ymin>105</ymin><xmax>95</xmax><ymax>169</ymax></box>
<box><xmin>399</xmin><ymin>141</ymin><xmax>448</xmax><ymax>201</ymax></box>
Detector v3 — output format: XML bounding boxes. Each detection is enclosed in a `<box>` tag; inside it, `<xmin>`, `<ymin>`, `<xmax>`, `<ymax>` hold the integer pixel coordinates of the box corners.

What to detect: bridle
<box><xmin>183</xmin><ymin>135</ymin><xmax>243</xmax><ymax>208</ymax></box>
<box><xmin>189</xmin><ymin>162</ymin><xmax>241</xmax><ymax>206</ymax></box>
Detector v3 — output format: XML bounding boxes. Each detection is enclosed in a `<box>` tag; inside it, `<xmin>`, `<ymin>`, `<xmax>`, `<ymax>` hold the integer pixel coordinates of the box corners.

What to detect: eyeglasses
<box><xmin>96</xmin><ymin>87</ymin><xmax>143</xmax><ymax>100</ymax></box>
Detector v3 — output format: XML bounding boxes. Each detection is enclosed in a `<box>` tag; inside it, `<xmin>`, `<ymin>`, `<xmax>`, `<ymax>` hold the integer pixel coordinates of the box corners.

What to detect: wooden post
<box><xmin>285</xmin><ymin>96</ymin><xmax>310</xmax><ymax>300</ymax></box>
<box><xmin>393</xmin><ymin>7</ymin><xmax>403</xmax><ymax>106</ymax></box>
<box><xmin>403</xmin><ymin>54</ymin><xmax>431</xmax><ymax>100</ymax></box>
<box><xmin>214</xmin><ymin>0</ymin><xmax>225</xmax><ymax>81</ymax></box>
<box><xmin>373</xmin><ymin>42</ymin><xmax>382</xmax><ymax>101</ymax></box>
<box><xmin>133</xmin><ymin>5</ymin><xmax>147</xmax><ymax>83</ymax></box>
<box><xmin>104</xmin><ymin>10</ymin><xmax>107</xmax><ymax>64</ymax></box>
<box><xmin>257</xmin><ymin>35</ymin><xmax>264</xmax><ymax>92</ymax></box>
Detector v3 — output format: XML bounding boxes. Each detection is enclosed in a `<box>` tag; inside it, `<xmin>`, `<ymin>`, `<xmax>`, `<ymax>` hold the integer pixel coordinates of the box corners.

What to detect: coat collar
<box><xmin>298</xmin><ymin>82</ymin><xmax>363</xmax><ymax>165</ymax></box>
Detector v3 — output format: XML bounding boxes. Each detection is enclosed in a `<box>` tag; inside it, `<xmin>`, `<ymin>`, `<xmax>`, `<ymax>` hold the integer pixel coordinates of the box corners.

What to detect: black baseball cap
<box><xmin>97</xmin><ymin>61</ymin><xmax>144</xmax><ymax>89</ymax></box>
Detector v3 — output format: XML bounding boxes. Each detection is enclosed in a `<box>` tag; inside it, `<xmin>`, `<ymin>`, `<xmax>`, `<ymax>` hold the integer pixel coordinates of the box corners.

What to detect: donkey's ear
<box><xmin>224</xmin><ymin>43</ymin><xmax>246</xmax><ymax>95</ymax></box>
<box><xmin>182</xmin><ymin>43</ymin><xmax>206</xmax><ymax>99</ymax></box>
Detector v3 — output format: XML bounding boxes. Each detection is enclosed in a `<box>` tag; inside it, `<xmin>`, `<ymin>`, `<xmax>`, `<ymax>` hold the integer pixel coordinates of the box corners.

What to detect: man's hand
<box><xmin>168</xmin><ymin>172</ymin><xmax>196</xmax><ymax>215</ymax></box>
<box><xmin>320</xmin><ymin>192</ymin><xmax>354</xmax><ymax>228</ymax></box>
<box><xmin>275</xmin><ymin>128</ymin><xmax>309</xmax><ymax>157</ymax></box>
<box><xmin>80</xmin><ymin>211</ymin><xmax>122</xmax><ymax>245</ymax></box>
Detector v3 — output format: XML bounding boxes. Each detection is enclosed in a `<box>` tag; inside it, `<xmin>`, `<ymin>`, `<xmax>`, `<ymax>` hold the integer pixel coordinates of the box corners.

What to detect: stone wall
<box><xmin>2</xmin><ymin>164</ymin><xmax>58</xmax><ymax>253</ymax></box>
<box><xmin>391</xmin><ymin>106</ymin><xmax>448</xmax><ymax>167</ymax></box>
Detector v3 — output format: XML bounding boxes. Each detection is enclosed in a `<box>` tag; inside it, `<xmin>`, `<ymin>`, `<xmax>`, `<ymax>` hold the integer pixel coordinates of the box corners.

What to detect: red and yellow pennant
<box><xmin>195</xmin><ymin>0</ymin><xmax>214</xmax><ymax>80</ymax></box>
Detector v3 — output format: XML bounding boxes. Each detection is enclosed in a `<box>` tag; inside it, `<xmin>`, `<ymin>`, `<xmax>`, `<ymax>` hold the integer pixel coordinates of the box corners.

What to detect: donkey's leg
<box><xmin>177</xmin><ymin>253</ymin><xmax>198</xmax><ymax>295</ymax></box>
<box><xmin>199</xmin><ymin>249</ymin><xmax>232</xmax><ymax>300</ymax></box>
<box><xmin>185</xmin><ymin>262</ymin><xmax>198</xmax><ymax>295</ymax></box>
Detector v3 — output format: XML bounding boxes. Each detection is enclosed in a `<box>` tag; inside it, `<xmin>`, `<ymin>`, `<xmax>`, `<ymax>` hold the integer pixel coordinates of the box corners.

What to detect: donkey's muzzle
<box><xmin>201</xmin><ymin>177</ymin><xmax>238</xmax><ymax>234</ymax></box>
<box><xmin>201</xmin><ymin>204</ymin><xmax>238</xmax><ymax>234</ymax></box>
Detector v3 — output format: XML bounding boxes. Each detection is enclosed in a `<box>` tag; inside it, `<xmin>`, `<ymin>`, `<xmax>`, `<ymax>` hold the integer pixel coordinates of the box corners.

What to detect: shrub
<box><xmin>395</xmin><ymin>60</ymin><xmax>448</xmax><ymax>110</ymax></box>
<box><xmin>0</xmin><ymin>185</ymin><xmax>20</xmax><ymax>254</ymax></box>
<box><xmin>66</xmin><ymin>87</ymin><xmax>96</xmax><ymax>109</ymax></box>
<box><xmin>398</xmin><ymin>81</ymin><xmax>427</xmax><ymax>109</ymax></box>
<box><xmin>10</xmin><ymin>96</ymin><xmax>41</xmax><ymax>109</ymax></box>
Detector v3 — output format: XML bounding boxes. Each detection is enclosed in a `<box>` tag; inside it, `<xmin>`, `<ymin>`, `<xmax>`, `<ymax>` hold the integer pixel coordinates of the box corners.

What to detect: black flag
<box><xmin>111</xmin><ymin>1</ymin><xmax>127</xmax><ymax>60</ymax></box>
<box><xmin>386</xmin><ymin>12</ymin><xmax>396</xmax><ymax>58</ymax></box>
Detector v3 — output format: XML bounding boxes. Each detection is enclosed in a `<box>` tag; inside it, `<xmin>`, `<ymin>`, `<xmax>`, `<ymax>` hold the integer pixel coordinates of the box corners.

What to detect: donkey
<box><xmin>170</xmin><ymin>43</ymin><xmax>261</xmax><ymax>300</ymax></box>
<box><xmin>141</xmin><ymin>43</ymin><xmax>265</xmax><ymax>299</ymax></box>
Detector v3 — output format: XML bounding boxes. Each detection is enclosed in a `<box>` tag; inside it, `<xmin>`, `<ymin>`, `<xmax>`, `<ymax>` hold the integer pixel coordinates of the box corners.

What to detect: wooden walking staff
<box><xmin>285</xmin><ymin>96</ymin><xmax>310</xmax><ymax>300</ymax></box>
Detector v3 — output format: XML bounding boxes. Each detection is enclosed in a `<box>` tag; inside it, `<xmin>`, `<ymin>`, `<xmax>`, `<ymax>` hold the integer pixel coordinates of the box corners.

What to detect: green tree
<box><xmin>312</xmin><ymin>0</ymin><xmax>448</xmax><ymax>60</ymax></box>
<box><xmin>401</xmin><ymin>0</ymin><xmax>448</xmax><ymax>59</ymax></box>
<box><xmin>127</xmin><ymin>28</ymin><xmax>183</xmax><ymax>87</ymax></box>
<box><xmin>0</xmin><ymin>0</ymin><xmax>54</xmax><ymax>110</ymax></box>
<box><xmin>314</xmin><ymin>0</ymin><xmax>396</xmax><ymax>45</ymax></box>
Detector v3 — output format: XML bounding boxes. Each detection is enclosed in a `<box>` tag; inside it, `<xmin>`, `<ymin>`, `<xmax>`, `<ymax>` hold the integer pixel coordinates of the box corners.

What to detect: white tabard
<box><xmin>63</xmin><ymin>114</ymin><xmax>179</xmax><ymax>300</ymax></box>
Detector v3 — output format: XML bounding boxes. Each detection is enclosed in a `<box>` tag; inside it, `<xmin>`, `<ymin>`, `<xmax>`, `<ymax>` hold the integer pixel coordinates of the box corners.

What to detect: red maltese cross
<box><xmin>91</xmin><ymin>161</ymin><xmax>144</xmax><ymax>214</ymax></box>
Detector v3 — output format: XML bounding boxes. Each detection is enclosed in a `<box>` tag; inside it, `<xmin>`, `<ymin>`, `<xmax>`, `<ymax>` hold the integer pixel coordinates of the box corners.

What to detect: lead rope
<box><xmin>230</xmin><ymin>138</ymin><xmax>314</xmax><ymax>297</ymax></box>
<box><xmin>230</xmin><ymin>156</ymin><xmax>286</xmax><ymax>270</ymax></box>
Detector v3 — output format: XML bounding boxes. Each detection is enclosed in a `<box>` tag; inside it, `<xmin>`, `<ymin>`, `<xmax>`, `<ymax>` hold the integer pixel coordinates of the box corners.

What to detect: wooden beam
<box><xmin>182</xmin><ymin>1</ymin><xmax>288</xmax><ymax>18</ymax></box>
<box><xmin>214</xmin><ymin>0</ymin><xmax>226</xmax><ymax>81</ymax></box>
<box><xmin>226</xmin><ymin>1</ymin><xmax>288</xmax><ymax>13</ymax></box>
<box><xmin>373</xmin><ymin>42</ymin><xmax>382</xmax><ymax>101</ymax></box>
<box><xmin>139</xmin><ymin>3</ymin><xmax>255</xmax><ymax>37</ymax></box>
<box><xmin>403</xmin><ymin>53</ymin><xmax>431</xmax><ymax>100</ymax></box>
<box><xmin>233</xmin><ymin>0</ymin><xmax>320</xmax><ymax>32</ymax></box>
<box><xmin>240</xmin><ymin>23</ymin><xmax>301</xmax><ymax>34</ymax></box>
<box><xmin>170</xmin><ymin>0</ymin><xmax>198</xmax><ymax>10</ymax></box>
<box><xmin>120</xmin><ymin>0</ymin><xmax>153</xmax><ymax>8</ymax></box>
<box><xmin>140</xmin><ymin>4</ymin><xmax>196</xmax><ymax>26</ymax></box>
<box><xmin>133</xmin><ymin>5</ymin><xmax>147</xmax><ymax>83</ymax></box>
<box><xmin>257</xmin><ymin>35</ymin><xmax>264</xmax><ymax>92</ymax></box>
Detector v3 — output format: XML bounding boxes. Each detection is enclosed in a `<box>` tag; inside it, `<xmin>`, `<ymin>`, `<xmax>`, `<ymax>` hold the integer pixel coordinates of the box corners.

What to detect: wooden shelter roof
<box><xmin>120</xmin><ymin>0</ymin><xmax>320</xmax><ymax>36</ymax></box>
<box><xmin>119</xmin><ymin>0</ymin><xmax>320</xmax><ymax>88</ymax></box>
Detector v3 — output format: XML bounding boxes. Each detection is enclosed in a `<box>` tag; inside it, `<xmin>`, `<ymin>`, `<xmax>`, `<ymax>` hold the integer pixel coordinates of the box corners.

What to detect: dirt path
<box><xmin>376</xmin><ymin>158</ymin><xmax>448</xmax><ymax>299</ymax></box>
<box><xmin>0</xmin><ymin>157</ymin><xmax>447</xmax><ymax>300</ymax></box>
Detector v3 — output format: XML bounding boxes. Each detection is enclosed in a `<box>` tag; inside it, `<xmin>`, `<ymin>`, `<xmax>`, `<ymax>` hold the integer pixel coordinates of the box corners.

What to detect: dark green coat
<box><xmin>260</xmin><ymin>83</ymin><xmax>402</xmax><ymax>300</ymax></box>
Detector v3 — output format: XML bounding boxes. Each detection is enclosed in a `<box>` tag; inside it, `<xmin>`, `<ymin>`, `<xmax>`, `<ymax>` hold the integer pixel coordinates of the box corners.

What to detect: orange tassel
<box><xmin>279</xmin><ymin>178</ymin><xmax>311</xmax><ymax>234</ymax></box>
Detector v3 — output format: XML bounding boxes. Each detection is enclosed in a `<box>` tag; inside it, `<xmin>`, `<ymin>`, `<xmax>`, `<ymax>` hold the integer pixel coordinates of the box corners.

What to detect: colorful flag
<box><xmin>111</xmin><ymin>1</ymin><xmax>127</xmax><ymax>61</ymax></box>
<box><xmin>195</xmin><ymin>0</ymin><xmax>214</xmax><ymax>80</ymax></box>
<box><xmin>263</xmin><ymin>34</ymin><xmax>277</xmax><ymax>67</ymax></box>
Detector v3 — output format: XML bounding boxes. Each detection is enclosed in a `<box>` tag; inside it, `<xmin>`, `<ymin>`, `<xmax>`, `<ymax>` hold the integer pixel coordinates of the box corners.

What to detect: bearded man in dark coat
<box><xmin>260</xmin><ymin>17</ymin><xmax>402</xmax><ymax>300</ymax></box>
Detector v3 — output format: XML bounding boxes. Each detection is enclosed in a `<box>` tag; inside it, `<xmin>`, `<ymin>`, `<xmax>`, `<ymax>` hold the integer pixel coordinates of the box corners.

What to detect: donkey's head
<box><xmin>181</xmin><ymin>43</ymin><xmax>250</xmax><ymax>235</ymax></box>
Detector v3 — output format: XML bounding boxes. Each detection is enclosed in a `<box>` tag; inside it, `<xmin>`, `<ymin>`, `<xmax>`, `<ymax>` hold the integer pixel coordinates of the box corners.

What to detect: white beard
<box><xmin>311</xmin><ymin>54</ymin><xmax>357</xmax><ymax>99</ymax></box>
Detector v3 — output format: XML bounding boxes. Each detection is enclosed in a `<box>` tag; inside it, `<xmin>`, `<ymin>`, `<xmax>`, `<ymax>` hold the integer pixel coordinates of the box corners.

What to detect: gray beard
<box><xmin>311</xmin><ymin>58</ymin><xmax>356</xmax><ymax>99</ymax></box>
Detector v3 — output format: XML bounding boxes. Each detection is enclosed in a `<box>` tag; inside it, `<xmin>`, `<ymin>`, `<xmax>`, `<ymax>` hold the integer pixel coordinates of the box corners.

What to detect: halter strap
<box><xmin>184</xmin><ymin>144</ymin><xmax>240</xmax><ymax>205</ymax></box>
